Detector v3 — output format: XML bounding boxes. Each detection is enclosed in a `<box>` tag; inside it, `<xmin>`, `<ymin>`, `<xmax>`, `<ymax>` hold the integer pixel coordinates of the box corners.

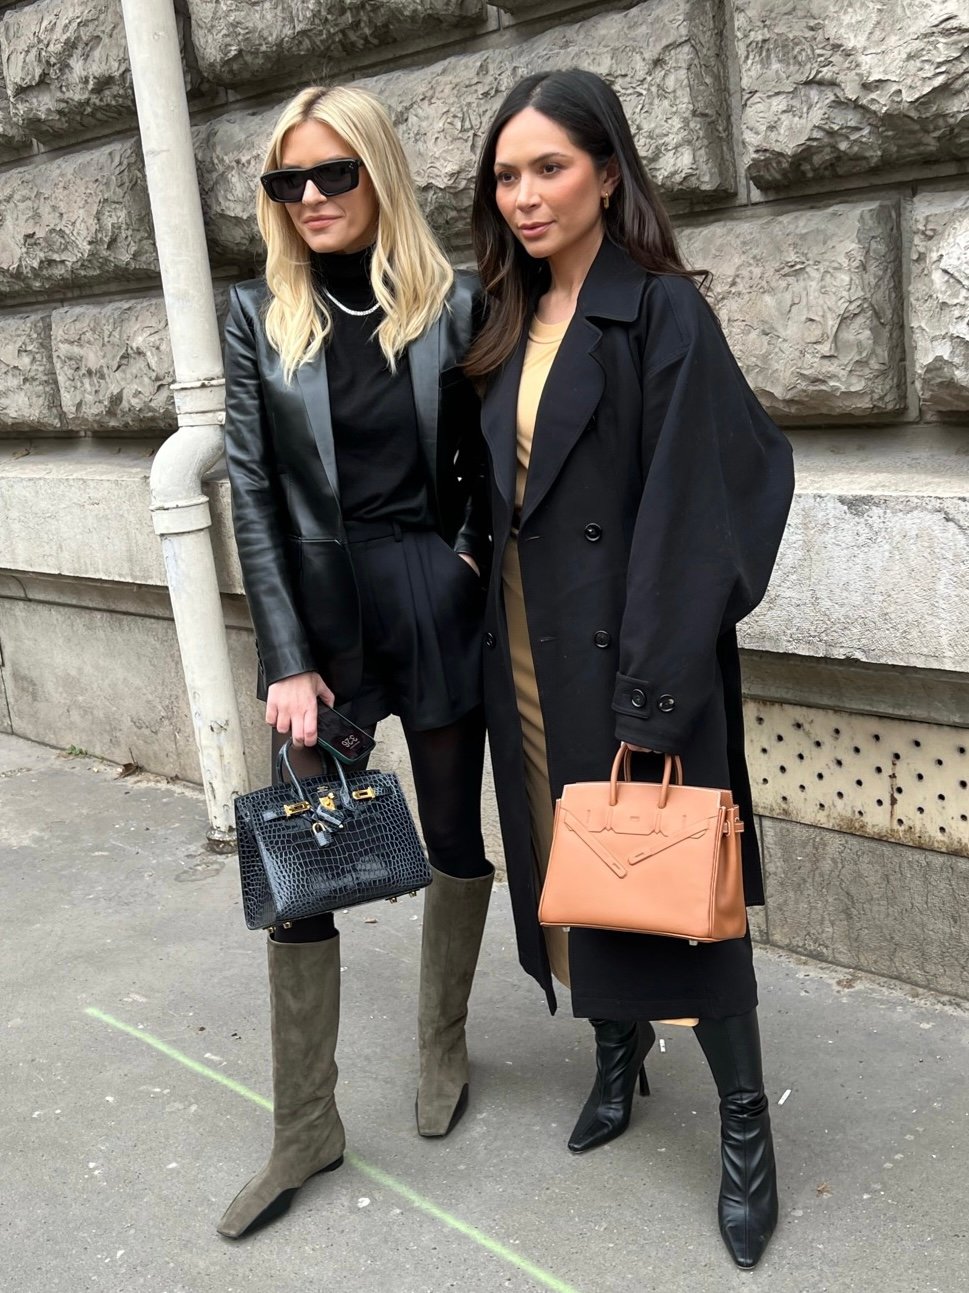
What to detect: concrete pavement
<box><xmin>1</xmin><ymin>731</ymin><xmax>967</xmax><ymax>1293</ymax></box>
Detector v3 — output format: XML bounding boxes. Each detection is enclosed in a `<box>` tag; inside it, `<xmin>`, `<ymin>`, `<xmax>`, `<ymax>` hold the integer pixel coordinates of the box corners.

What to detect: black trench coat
<box><xmin>481</xmin><ymin>238</ymin><xmax>794</xmax><ymax>1019</ymax></box>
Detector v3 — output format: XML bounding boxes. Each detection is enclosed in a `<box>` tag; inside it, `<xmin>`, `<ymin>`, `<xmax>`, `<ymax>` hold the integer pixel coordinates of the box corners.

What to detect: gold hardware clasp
<box><xmin>283</xmin><ymin>800</ymin><xmax>311</xmax><ymax>817</ymax></box>
<box><xmin>318</xmin><ymin>792</ymin><xmax>337</xmax><ymax>811</ymax></box>
<box><xmin>352</xmin><ymin>787</ymin><xmax>377</xmax><ymax>801</ymax></box>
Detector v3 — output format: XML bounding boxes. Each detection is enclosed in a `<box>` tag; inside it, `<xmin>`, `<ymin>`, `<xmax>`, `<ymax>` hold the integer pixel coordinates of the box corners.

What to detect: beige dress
<box><xmin>501</xmin><ymin>316</ymin><xmax>572</xmax><ymax>986</ymax></box>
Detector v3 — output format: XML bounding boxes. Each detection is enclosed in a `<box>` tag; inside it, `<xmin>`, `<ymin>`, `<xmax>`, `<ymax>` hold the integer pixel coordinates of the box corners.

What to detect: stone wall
<box><xmin>1</xmin><ymin>0</ymin><xmax>968</xmax><ymax>997</ymax></box>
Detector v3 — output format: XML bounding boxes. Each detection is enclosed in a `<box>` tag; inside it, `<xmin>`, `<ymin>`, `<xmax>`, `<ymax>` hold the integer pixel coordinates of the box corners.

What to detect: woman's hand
<box><xmin>624</xmin><ymin>744</ymin><xmax>663</xmax><ymax>754</ymax></box>
<box><xmin>265</xmin><ymin>671</ymin><xmax>334</xmax><ymax>746</ymax></box>
<box><xmin>458</xmin><ymin>552</ymin><xmax>480</xmax><ymax>577</ymax></box>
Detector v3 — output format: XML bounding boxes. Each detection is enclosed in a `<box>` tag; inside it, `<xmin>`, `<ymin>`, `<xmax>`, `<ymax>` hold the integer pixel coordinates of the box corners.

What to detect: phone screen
<box><xmin>316</xmin><ymin>704</ymin><xmax>376</xmax><ymax>764</ymax></box>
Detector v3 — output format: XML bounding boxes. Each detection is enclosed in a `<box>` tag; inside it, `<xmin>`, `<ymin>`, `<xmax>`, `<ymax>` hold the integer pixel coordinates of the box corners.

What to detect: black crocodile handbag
<box><xmin>234</xmin><ymin>739</ymin><xmax>431</xmax><ymax>930</ymax></box>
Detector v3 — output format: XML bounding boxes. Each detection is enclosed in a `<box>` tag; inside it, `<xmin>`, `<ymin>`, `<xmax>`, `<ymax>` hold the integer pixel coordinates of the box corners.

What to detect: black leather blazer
<box><xmin>223</xmin><ymin>270</ymin><xmax>487</xmax><ymax>698</ymax></box>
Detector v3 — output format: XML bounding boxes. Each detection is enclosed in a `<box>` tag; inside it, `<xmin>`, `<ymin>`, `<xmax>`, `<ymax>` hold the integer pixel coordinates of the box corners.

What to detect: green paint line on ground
<box><xmin>85</xmin><ymin>1008</ymin><xmax>273</xmax><ymax>1110</ymax></box>
<box><xmin>85</xmin><ymin>1006</ymin><xmax>582</xmax><ymax>1293</ymax></box>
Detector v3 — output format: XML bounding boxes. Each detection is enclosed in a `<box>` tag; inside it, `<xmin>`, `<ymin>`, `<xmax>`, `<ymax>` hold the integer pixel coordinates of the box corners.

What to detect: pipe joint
<box><xmin>150</xmin><ymin>496</ymin><xmax>211</xmax><ymax>536</ymax></box>
<box><xmin>172</xmin><ymin>377</ymin><xmax>226</xmax><ymax>419</ymax></box>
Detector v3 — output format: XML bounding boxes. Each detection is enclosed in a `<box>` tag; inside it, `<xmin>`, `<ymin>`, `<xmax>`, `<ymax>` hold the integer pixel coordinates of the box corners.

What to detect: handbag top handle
<box><xmin>274</xmin><ymin>738</ymin><xmax>353</xmax><ymax>807</ymax></box>
<box><xmin>610</xmin><ymin>743</ymin><xmax>684</xmax><ymax>809</ymax></box>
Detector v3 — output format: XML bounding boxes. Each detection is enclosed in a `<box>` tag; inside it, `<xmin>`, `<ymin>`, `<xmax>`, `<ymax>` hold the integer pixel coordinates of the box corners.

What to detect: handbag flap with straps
<box><xmin>539</xmin><ymin>745</ymin><xmax>747</xmax><ymax>943</ymax></box>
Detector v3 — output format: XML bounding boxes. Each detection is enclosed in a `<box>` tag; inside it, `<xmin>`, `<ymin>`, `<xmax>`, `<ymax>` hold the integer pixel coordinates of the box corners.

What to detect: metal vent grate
<box><xmin>745</xmin><ymin>701</ymin><xmax>969</xmax><ymax>856</ymax></box>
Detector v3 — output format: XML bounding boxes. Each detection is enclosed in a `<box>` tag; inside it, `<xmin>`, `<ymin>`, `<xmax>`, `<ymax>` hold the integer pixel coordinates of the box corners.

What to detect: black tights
<box><xmin>270</xmin><ymin>707</ymin><xmax>488</xmax><ymax>943</ymax></box>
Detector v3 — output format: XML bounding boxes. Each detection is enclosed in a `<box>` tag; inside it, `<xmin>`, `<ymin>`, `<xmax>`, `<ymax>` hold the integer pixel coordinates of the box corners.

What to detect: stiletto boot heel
<box><xmin>568</xmin><ymin>1020</ymin><xmax>656</xmax><ymax>1153</ymax></box>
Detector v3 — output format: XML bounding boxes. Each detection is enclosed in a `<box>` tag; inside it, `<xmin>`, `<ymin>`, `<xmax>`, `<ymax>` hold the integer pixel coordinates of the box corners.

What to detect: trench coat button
<box><xmin>484</xmin><ymin>632</ymin><xmax>496</xmax><ymax>648</ymax></box>
<box><xmin>584</xmin><ymin>523</ymin><xmax>602</xmax><ymax>542</ymax></box>
<box><xmin>630</xmin><ymin>688</ymin><xmax>647</xmax><ymax>708</ymax></box>
<box><xmin>593</xmin><ymin>630</ymin><xmax>611</xmax><ymax>648</ymax></box>
<box><xmin>657</xmin><ymin>694</ymin><xmax>676</xmax><ymax>713</ymax></box>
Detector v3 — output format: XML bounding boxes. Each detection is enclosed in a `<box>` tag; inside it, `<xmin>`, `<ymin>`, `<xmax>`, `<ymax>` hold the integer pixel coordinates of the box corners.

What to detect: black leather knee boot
<box><xmin>693</xmin><ymin>1010</ymin><xmax>778</xmax><ymax>1268</ymax></box>
<box><xmin>567</xmin><ymin>1020</ymin><xmax>655</xmax><ymax>1153</ymax></box>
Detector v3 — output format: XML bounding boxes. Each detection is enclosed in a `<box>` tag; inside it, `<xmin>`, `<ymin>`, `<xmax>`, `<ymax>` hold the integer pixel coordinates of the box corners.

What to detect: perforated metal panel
<box><xmin>745</xmin><ymin>701</ymin><xmax>969</xmax><ymax>856</ymax></box>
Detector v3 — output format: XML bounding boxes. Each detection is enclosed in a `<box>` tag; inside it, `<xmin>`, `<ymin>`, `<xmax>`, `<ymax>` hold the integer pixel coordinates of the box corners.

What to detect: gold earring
<box><xmin>602</xmin><ymin>193</ymin><xmax>611</xmax><ymax>210</ymax></box>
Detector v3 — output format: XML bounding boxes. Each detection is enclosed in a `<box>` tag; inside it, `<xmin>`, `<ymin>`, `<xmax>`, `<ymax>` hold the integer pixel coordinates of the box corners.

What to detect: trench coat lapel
<box><xmin>296</xmin><ymin>350</ymin><xmax>340</xmax><ymax>499</ymax></box>
<box><xmin>408</xmin><ymin>316</ymin><xmax>443</xmax><ymax>514</ymax></box>
<box><xmin>483</xmin><ymin>239</ymin><xmax>647</xmax><ymax>531</ymax></box>
<box><xmin>519</xmin><ymin>315</ymin><xmax>604</xmax><ymax>526</ymax></box>
<box><xmin>481</xmin><ymin>326</ymin><xmax>529</xmax><ymax>527</ymax></box>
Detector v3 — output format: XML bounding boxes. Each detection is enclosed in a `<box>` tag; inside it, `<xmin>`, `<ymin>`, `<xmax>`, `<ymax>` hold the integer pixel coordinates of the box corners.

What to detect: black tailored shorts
<box><xmin>336</xmin><ymin>523</ymin><xmax>484</xmax><ymax>733</ymax></box>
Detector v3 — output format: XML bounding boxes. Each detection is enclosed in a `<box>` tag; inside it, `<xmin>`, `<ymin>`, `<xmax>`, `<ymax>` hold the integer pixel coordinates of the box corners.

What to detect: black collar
<box><xmin>573</xmin><ymin>235</ymin><xmax>648</xmax><ymax>324</ymax></box>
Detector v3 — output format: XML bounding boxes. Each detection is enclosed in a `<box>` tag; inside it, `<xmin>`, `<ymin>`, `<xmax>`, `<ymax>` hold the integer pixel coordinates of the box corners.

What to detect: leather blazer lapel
<box><xmin>296</xmin><ymin>350</ymin><xmax>340</xmax><ymax>499</ymax></box>
<box><xmin>481</xmin><ymin>327</ymin><xmax>528</xmax><ymax>527</ymax></box>
<box><xmin>520</xmin><ymin>315</ymin><xmax>604</xmax><ymax>526</ymax></box>
<box><xmin>409</xmin><ymin>316</ymin><xmax>442</xmax><ymax>512</ymax></box>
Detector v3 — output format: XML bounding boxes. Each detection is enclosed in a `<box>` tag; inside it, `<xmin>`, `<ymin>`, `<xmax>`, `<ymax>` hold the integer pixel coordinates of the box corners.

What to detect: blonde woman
<box><xmin>218</xmin><ymin>85</ymin><xmax>492</xmax><ymax>1239</ymax></box>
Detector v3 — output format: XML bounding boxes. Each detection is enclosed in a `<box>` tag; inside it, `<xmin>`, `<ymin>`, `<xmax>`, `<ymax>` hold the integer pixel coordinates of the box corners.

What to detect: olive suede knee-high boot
<box><xmin>217</xmin><ymin>935</ymin><xmax>345</xmax><ymax>1238</ymax></box>
<box><xmin>416</xmin><ymin>864</ymin><xmax>494</xmax><ymax>1137</ymax></box>
<box><xmin>693</xmin><ymin>1010</ymin><xmax>779</xmax><ymax>1268</ymax></box>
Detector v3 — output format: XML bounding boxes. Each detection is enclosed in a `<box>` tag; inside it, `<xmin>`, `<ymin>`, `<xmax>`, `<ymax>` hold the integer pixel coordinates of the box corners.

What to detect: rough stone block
<box><xmin>197</xmin><ymin>0</ymin><xmax>734</xmax><ymax>260</ymax></box>
<box><xmin>761</xmin><ymin>817</ymin><xmax>969</xmax><ymax>999</ymax></box>
<box><xmin>0</xmin><ymin>64</ymin><xmax>31</xmax><ymax>159</ymax></box>
<box><xmin>52</xmin><ymin>297</ymin><xmax>176</xmax><ymax>433</ymax></box>
<box><xmin>678</xmin><ymin>201</ymin><xmax>905</xmax><ymax>419</ymax></box>
<box><xmin>0</xmin><ymin>140</ymin><xmax>157</xmax><ymax>298</ymax></box>
<box><xmin>744</xmin><ymin>484</ymin><xmax>969</xmax><ymax>676</ymax></box>
<box><xmin>0</xmin><ymin>0</ymin><xmax>134</xmax><ymax>139</ymax></box>
<box><xmin>0</xmin><ymin>312</ymin><xmax>63</xmax><ymax>433</ymax></box>
<box><xmin>185</xmin><ymin>0</ymin><xmax>485</xmax><ymax>87</ymax></box>
<box><xmin>735</xmin><ymin>0</ymin><xmax>969</xmax><ymax>189</ymax></box>
<box><xmin>911</xmin><ymin>191</ymin><xmax>969</xmax><ymax>415</ymax></box>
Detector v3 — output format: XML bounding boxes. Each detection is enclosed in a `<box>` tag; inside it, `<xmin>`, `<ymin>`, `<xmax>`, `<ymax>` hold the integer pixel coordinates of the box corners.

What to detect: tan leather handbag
<box><xmin>539</xmin><ymin>744</ymin><xmax>747</xmax><ymax>942</ymax></box>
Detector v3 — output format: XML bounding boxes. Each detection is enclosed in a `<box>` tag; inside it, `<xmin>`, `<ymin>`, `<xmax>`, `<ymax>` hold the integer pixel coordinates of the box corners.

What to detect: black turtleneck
<box><xmin>312</xmin><ymin>247</ymin><xmax>431</xmax><ymax>528</ymax></box>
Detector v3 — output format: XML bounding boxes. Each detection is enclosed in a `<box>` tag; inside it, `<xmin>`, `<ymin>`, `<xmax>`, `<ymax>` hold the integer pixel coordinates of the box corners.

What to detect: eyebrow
<box><xmin>277</xmin><ymin>156</ymin><xmax>353</xmax><ymax>169</ymax></box>
<box><xmin>493</xmin><ymin>151</ymin><xmax>570</xmax><ymax>169</ymax></box>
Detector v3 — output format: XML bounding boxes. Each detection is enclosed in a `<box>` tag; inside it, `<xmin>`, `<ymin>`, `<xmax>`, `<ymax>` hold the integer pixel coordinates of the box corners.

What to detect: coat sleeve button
<box><xmin>484</xmin><ymin>632</ymin><xmax>496</xmax><ymax>648</ymax></box>
<box><xmin>593</xmin><ymin>630</ymin><xmax>611</xmax><ymax>648</ymax></box>
<box><xmin>657</xmin><ymin>694</ymin><xmax>676</xmax><ymax>713</ymax></box>
<box><xmin>584</xmin><ymin>523</ymin><xmax>602</xmax><ymax>542</ymax></box>
<box><xmin>630</xmin><ymin>688</ymin><xmax>646</xmax><ymax>708</ymax></box>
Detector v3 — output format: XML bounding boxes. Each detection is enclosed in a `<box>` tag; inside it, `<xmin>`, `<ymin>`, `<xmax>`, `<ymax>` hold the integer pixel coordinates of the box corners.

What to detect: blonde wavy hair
<box><xmin>257</xmin><ymin>85</ymin><xmax>454</xmax><ymax>381</ymax></box>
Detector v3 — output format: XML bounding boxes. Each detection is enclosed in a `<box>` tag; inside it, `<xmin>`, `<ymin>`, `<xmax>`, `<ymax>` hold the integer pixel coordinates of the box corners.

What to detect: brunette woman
<box><xmin>219</xmin><ymin>85</ymin><xmax>492</xmax><ymax>1238</ymax></box>
<box><xmin>466</xmin><ymin>70</ymin><xmax>794</xmax><ymax>1268</ymax></box>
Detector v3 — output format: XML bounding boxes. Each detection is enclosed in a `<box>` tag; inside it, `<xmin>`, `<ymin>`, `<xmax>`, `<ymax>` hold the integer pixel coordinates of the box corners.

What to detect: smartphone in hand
<box><xmin>316</xmin><ymin>702</ymin><xmax>376</xmax><ymax>764</ymax></box>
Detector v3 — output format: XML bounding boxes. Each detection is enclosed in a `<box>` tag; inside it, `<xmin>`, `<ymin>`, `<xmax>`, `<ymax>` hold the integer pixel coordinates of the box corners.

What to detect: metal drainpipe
<box><xmin>121</xmin><ymin>0</ymin><xmax>249</xmax><ymax>845</ymax></box>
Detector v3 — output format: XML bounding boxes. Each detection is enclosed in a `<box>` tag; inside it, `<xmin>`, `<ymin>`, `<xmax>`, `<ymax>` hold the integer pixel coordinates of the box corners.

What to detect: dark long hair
<box><xmin>464</xmin><ymin>69</ymin><xmax>705</xmax><ymax>380</ymax></box>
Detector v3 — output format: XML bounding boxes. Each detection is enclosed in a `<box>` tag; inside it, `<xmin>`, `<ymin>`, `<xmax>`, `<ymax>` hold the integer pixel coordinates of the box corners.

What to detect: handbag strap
<box><xmin>562</xmin><ymin>811</ymin><xmax>628</xmax><ymax>879</ymax></box>
<box><xmin>610</xmin><ymin>743</ymin><xmax>684</xmax><ymax>809</ymax></box>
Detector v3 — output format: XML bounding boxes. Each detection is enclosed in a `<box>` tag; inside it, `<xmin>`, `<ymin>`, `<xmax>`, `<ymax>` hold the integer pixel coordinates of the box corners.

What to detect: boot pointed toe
<box><xmin>567</xmin><ymin>1021</ymin><xmax>655</xmax><ymax>1154</ymax></box>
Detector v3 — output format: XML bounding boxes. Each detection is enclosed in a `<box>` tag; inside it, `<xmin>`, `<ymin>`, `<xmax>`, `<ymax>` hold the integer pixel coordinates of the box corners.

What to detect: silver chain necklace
<box><xmin>323</xmin><ymin>289</ymin><xmax>381</xmax><ymax>318</ymax></box>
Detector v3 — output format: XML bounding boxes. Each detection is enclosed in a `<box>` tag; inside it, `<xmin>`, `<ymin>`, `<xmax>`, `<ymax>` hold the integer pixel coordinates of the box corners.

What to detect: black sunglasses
<box><xmin>260</xmin><ymin>158</ymin><xmax>365</xmax><ymax>203</ymax></box>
